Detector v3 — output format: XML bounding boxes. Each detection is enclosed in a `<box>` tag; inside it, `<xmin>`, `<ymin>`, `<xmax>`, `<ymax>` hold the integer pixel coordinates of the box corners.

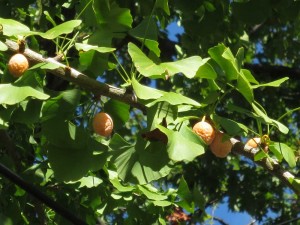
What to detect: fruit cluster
<box><xmin>192</xmin><ymin>118</ymin><xmax>232</xmax><ymax>158</ymax></box>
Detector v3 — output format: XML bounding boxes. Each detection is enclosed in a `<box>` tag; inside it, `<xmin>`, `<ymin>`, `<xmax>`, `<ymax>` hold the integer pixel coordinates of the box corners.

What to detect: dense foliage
<box><xmin>0</xmin><ymin>0</ymin><xmax>300</xmax><ymax>224</ymax></box>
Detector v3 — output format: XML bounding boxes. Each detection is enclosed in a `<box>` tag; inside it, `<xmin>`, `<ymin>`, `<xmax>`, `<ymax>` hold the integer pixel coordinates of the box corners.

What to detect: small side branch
<box><xmin>230</xmin><ymin>139</ymin><xmax>299</xmax><ymax>195</ymax></box>
<box><xmin>4</xmin><ymin>39</ymin><xmax>146</xmax><ymax>113</ymax></box>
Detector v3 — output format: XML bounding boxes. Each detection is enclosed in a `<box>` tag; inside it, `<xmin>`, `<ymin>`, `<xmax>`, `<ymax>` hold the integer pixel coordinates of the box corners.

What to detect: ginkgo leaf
<box><xmin>0</xmin><ymin>84</ymin><xmax>49</xmax><ymax>105</ymax></box>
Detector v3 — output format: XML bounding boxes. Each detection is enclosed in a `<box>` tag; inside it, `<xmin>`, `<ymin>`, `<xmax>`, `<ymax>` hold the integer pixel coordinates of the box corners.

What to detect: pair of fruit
<box><xmin>8</xmin><ymin>53</ymin><xmax>114</xmax><ymax>137</ymax></box>
<box><xmin>192</xmin><ymin>119</ymin><xmax>232</xmax><ymax>158</ymax></box>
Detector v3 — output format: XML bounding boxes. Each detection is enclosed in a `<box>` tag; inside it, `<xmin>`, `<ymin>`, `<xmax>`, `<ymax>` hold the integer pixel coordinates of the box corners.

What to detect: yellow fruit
<box><xmin>192</xmin><ymin>121</ymin><xmax>215</xmax><ymax>145</ymax></box>
<box><xmin>92</xmin><ymin>112</ymin><xmax>113</xmax><ymax>137</ymax></box>
<box><xmin>209</xmin><ymin>131</ymin><xmax>232</xmax><ymax>158</ymax></box>
<box><xmin>8</xmin><ymin>53</ymin><xmax>29</xmax><ymax>77</ymax></box>
<box><xmin>245</xmin><ymin>137</ymin><xmax>261</xmax><ymax>149</ymax></box>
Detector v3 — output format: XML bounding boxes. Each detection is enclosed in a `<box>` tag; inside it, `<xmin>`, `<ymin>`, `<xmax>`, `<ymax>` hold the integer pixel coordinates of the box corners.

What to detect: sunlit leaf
<box><xmin>75</xmin><ymin>43</ymin><xmax>115</xmax><ymax>53</ymax></box>
<box><xmin>208</xmin><ymin>44</ymin><xmax>239</xmax><ymax>80</ymax></box>
<box><xmin>252</xmin><ymin>77</ymin><xmax>289</xmax><ymax>89</ymax></box>
<box><xmin>40</xmin><ymin>20</ymin><xmax>82</xmax><ymax>39</ymax></box>
<box><xmin>138</xmin><ymin>185</ymin><xmax>167</xmax><ymax>201</ymax></box>
<box><xmin>128</xmin><ymin>42</ymin><xmax>165</xmax><ymax>77</ymax></box>
<box><xmin>158</xmin><ymin>125</ymin><xmax>205</xmax><ymax>162</ymax></box>
<box><xmin>237</xmin><ymin>72</ymin><xmax>254</xmax><ymax>103</ymax></box>
<box><xmin>271</xmin><ymin>142</ymin><xmax>296</xmax><ymax>168</ymax></box>
<box><xmin>0</xmin><ymin>41</ymin><xmax>8</xmax><ymax>51</ymax></box>
<box><xmin>150</xmin><ymin>92</ymin><xmax>201</xmax><ymax>107</ymax></box>
<box><xmin>0</xmin><ymin>84</ymin><xmax>49</xmax><ymax>105</ymax></box>
<box><xmin>132</xmin><ymin>77</ymin><xmax>164</xmax><ymax>100</ymax></box>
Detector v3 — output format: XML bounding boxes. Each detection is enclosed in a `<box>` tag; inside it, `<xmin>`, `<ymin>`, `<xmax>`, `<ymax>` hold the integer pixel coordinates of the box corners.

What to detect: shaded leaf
<box><xmin>110</xmin><ymin>134</ymin><xmax>171</xmax><ymax>184</ymax></box>
<box><xmin>129</xmin><ymin>17</ymin><xmax>160</xmax><ymax>56</ymax></box>
<box><xmin>213</xmin><ymin>115</ymin><xmax>248</xmax><ymax>136</ymax></box>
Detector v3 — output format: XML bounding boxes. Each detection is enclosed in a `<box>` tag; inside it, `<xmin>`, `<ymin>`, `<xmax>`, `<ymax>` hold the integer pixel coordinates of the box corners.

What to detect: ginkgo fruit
<box><xmin>92</xmin><ymin>112</ymin><xmax>113</xmax><ymax>137</ymax></box>
<box><xmin>8</xmin><ymin>53</ymin><xmax>29</xmax><ymax>77</ymax></box>
<box><xmin>209</xmin><ymin>131</ymin><xmax>232</xmax><ymax>158</ymax></box>
<box><xmin>192</xmin><ymin>120</ymin><xmax>215</xmax><ymax>145</ymax></box>
<box><xmin>245</xmin><ymin>137</ymin><xmax>261</xmax><ymax>149</ymax></box>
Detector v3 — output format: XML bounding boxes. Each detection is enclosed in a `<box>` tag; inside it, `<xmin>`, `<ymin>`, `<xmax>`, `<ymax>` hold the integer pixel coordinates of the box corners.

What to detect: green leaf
<box><xmin>77</xmin><ymin>176</ymin><xmax>103</xmax><ymax>188</ymax></box>
<box><xmin>29</xmin><ymin>62</ymin><xmax>61</xmax><ymax>70</ymax></box>
<box><xmin>75</xmin><ymin>43</ymin><xmax>115</xmax><ymax>53</ymax></box>
<box><xmin>155</xmin><ymin>0</ymin><xmax>170</xmax><ymax>15</ymax></box>
<box><xmin>272</xmin><ymin>142</ymin><xmax>296</xmax><ymax>168</ymax></box>
<box><xmin>11</xmin><ymin>100</ymin><xmax>42</xmax><ymax>125</ymax></box>
<box><xmin>0</xmin><ymin>41</ymin><xmax>8</xmax><ymax>51</ymax></box>
<box><xmin>104</xmin><ymin>99</ymin><xmax>130</xmax><ymax>130</ymax></box>
<box><xmin>251</xmin><ymin>103</ymin><xmax>272</xmax><ymax>123</ymax></box>
<box><xmin>177</xmin><ymin>177</ymin><xmax>194</xmax><ymax>213</ymax></box>
<box><xmin>40</xmin><ymin>20</ymin><xmax>82</xmax><ymax>39</ymax></box>
<box><xmin>41</xmin><ymin>89</ymin><xmax>81</xmax><ymax>121</ymax></box>
<box><xmin>109</xmin><ymin>178</ymin><xmax>135</xmax><ymax>192</ymax></box>
<box><xmin>252</xmin><ymin>77</ymin><xmax>289</xmax><ymax>89</ymax></box>
<box><xmin>271</xmin><ymin>119</ymin><xmax>289</xmax><ymax>134</ymax></box>
<box><xmin>0</xmin><ymin>18</ymin><xmax>31</xmax><ymax>36</ymax></box>
<box><xmin>213</xmin><ymin>115</ymin><xmax>248</xmax><ymax>136</ymax></box>
<box><xmin>131</xmin><ymin>76</ymin><xmax>164</xmax><ymax>100</ymax></box>
<box><xmin>138</xmin><ymin>185</ymin><xmax>167</xmax><ymax>201</ymax></box>
<box><xmin>208</xmin><ymin>44</ymin><xmax>239</xmax><ymax>80</ymax></box>
<box><xmin>128</xmin><ymin>42</ymin><xmax>165</xmax><ymax>77</ymax></box>
<box><xmin>242</xmin><ymin>69</ymin><xmax>259</xmax><ymax>84</ymax></box>
<box><xmin>232</xmin><ymin>0</ymin><xmax>271</xmax><ymax>25</ymax></box>
<box><xmin>237</xmin><ymin>72</ymin><xmax>254</xmax><ymax>103</ymax></box>
<box><xmin>129</xmin><ymin>17</ymin><xmax>160</xmax><ymax>56</ymax></box>
<box><xmin>44</xmin><ymin>122</ymin><xmax>108</xmax><ymax>181</ymax></box>
<box><xmin>150</xmin><ymin>92</ymin><xmax>201</xmax><ymax>107</ymax></box>
<box><xmin>269</xmin><ymin>142</ymin><xmax>284</xmax><ymax>162</ymax></box>
<box><xmin>235</xmin><ymin>47</ymin><xmax>244</xmax><ymax>71</ymax></box>
<box><xmin>162</xmin><ymin>56</ymin><xmax>203</xmax><ymax>78</ymax></box>
<box><xmin>129</xmin><ymin>43</ymin><xmax>205</xmax><ymax>79</ymax></box>
<box><xmin>93</xmin><ymin>1</ymin><xmax>132</xmax><ymax>31</ymax></box>
<box><xmin>0</xmin><ymin>84</ymin><xmax>49</xmax><ymax>105</ymax></box>
<box><xmin>195</xmin><ymin>58</ymin><xmax>217</xmax><ymax>79</ymax></box>
<box><xmin>110</xmin><ymin>134</ymin><xmax>171</xmax><ymax>184</ymax></box>
<box><xmin>157</xmin><ymin>125</ymin><xmax>205</xmax><ymax>162</ymax></box>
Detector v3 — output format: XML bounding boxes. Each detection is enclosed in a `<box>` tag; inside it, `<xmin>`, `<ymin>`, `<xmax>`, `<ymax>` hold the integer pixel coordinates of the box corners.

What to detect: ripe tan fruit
<box><xmin>92</xmin><ymin>112</ymin><xmax>113</xmax><ymax>137</ymax></box>
<box><xmin>193</xmin><ymin>120</ymin><xmax>215</xmax><ymax>145</ymax></box>
<box><xmin>8</xmin><ymin>53</ymin><xmax>29</xmax><ymax>77</ymax></box>
<box><xmin>209</xmin><ymin>131</ymin><xmax>232</xmax><ymax>158</ymax></box>
<box><xmin>245</xmin><ymin>137</ymin><xmax>261</xmax><ymax>149</ymax></box>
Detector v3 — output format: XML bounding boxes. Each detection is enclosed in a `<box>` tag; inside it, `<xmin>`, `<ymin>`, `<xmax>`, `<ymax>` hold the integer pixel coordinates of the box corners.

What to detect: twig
<box><xmin>230</xmin><ymin>139</ymin><xmax>299</xmax><ymax>195</ymax></box>
<box><xmin>213</xmin><ymin>216</ymin><xmax>229</xmax><ymax>225</ymax></box>
<box><xmin>4</xmin><ymin>39</ymin><xmax>146</xmax><ymax>113</ymax></box>
<box><xmin>0</xmin><ymin>163</ymin><xmax>88</xmax><ymax>225</ymax></box>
